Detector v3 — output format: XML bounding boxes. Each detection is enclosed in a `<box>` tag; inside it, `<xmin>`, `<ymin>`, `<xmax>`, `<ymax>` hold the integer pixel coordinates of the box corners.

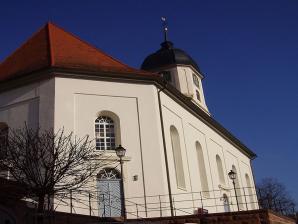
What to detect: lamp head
<box><xmin>228</xmin><ymin>170</ymin><xmax>237</xmax><ymax>180</ymax></box>
<box><xmin>115</xmin><ymin>144</ymin><xmax>126</xmax><ymax>158</ymax></box>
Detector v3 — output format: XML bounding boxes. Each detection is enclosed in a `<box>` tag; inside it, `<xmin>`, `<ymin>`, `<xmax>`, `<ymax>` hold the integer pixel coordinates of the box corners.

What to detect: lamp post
<box><xmin>115</xmin><ymin>145</ymin><xmax>127</xmax><ymax>220</ymax></box>
<box><xmin>228</xmin><ymin>169</ymin><xmax>240</xmax><ymax>211</ymax></box>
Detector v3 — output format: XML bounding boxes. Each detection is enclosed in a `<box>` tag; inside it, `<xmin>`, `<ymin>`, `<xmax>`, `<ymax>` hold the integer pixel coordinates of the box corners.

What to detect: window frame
<box><xmin>170</xmin><ymin>125</ymin><xmax>186</xmax><ymax>190</ymax></box>
<box><xmin>195</xmin><ymin>141</ymin><xmax>210</xmax><ymax>197</ymax></box>
<box><xmin>95</xmin><ymin>116</ymin><xmax>116</xmax><ymax>151</ymax></box>
<box><xmin>159</xmin><ymin>71</ymin><xmax>175</xmax><ymax>85</ymax></box>
<box><xmin>192</xmin><ymin>73</ymin><xmax>200</xmax><ymax>88</ymax></box>
<box><xmin>216</xmin><ymin>155</ymin><xmax>226</xmax><ymax>185</ymax></box>
<box><xmin>196</xmin><ymin>90</ymin><xmax>201</xmax><ymax>101</ymax></box>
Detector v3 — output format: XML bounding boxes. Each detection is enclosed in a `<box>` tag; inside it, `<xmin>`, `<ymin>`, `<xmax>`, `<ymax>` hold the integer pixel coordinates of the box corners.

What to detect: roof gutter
<box><xmin>0</xmin><ymin>67</ymin><xmax>257</xmax><ymax>159</ymax></box>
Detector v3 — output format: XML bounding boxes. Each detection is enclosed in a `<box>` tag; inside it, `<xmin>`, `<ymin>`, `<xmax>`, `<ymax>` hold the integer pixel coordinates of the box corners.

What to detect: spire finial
<box><xmin>161</xmin><ymin>17</ymin><xmax>168</xmax><ymax>42</ymax></box>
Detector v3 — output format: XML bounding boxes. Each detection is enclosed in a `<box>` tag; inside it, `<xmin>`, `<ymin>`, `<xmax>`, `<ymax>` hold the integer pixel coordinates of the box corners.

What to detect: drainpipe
<box><xmin>157</xmin><ymin>81</ymin><xmax>174</xmax><ymax>217</ymax></box>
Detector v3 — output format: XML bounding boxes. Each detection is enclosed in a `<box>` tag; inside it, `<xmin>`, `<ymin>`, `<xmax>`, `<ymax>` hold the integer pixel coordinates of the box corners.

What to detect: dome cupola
<box><xmin>141</xmin><ymin>17</ymin><xmax>209</xmax><ymax>114</ymax></box>
<box><xmin>141</xmin><ymin>40</ymin><xmax>201</xmax><ymax>73</ymax></box>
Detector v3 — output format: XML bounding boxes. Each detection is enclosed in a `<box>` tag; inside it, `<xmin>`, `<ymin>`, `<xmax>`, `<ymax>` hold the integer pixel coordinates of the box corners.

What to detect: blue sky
<box><xmin>0</xmin><ymin>0</ymin><xmax>297</xmax><ymax>203</ymax></box>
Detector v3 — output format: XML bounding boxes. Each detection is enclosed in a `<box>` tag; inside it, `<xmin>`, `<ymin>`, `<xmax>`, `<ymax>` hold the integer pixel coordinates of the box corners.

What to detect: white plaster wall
<box><xmin>160</xmin><ymin>90</ymin><xmax>256</xmax><ymax>213</ymax></box>
<box><xmin>0</xmin><ymin>79</ymin><xmax>55</xmax><ymax>130</ymax></box>
<box><xmin>53</xmin><ymin>77</ymin><xmax>169</xmax><ymax>217</ymax></box>
<box><xmin>53</xmin><ymin>76</ymin><xmax>256</xmax><ymax>216</ymax></box>
<box><xmin>176</xmin><ymin>66</ymin><xmax>209</xmax><ymax>113</ymax></box>
<box><xmin>0</xmin><ymin>79</ymin><xmax>55</xmax><ymax>180</ymax></box>
<box><xmin>0</xmin><ymin>75</ymin><xmax>257</xmax><ymax>217</ymax></box>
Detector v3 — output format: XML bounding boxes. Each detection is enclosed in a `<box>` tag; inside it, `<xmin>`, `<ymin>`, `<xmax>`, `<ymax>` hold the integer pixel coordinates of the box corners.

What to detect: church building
<box><xmin>0</xmin><ymin>23</ymin><xmax>258</xmax><ymax>218</ymax></box>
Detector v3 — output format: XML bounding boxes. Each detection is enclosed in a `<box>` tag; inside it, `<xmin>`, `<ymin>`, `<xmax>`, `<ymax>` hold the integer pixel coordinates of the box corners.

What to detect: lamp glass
<box><xmin>228</xmin><ymin>170</ymin><xmax>236</xmax><ymax>180</ymax></box>
<box><xmin>115</xmin><ymin>144</ymin><xmax>126</xmax><ymax>158</ymax></box>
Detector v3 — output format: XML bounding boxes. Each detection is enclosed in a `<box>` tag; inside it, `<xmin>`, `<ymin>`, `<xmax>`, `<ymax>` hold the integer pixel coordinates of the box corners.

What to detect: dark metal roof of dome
<box><xmin>141</xmin><ymin>41</ymin><xmax>201</xmax><ymax>73</ymax></box>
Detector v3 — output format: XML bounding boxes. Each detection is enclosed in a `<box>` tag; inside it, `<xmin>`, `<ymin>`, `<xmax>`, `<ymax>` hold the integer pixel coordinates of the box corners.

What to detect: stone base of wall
<box><xmin>27</xmin><ymin>211</ymin><xmax>121</xmax><ymax>224</ymax></box>
<box><xmin>267</xmin><ymin>211</ymin><xmax>296</xmax><ymax>224</ymax></box>
<box><xmin>127</xmin><ymin>210</ymin><xmax>296</xmax><ymax>224</ymax></box>
<box><xmin>0</xmin><ymin>195</ymin><xmax>296</xmax><ymax>224</ymax></box>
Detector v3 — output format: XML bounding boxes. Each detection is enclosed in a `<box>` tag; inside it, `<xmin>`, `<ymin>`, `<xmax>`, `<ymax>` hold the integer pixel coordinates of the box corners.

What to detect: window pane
<box><xmin>170</xmin><ymin>126</ymin><xmax>186</xmax><ymax>189</ymax></box>
<box><xmin>95</xmin><ymin>116</ymin><xmax>116</xmax><ymax>151</ymax></box>
<box><xmin>159</xmin><ymin>71</ymin><xmax>172</xmax><ymax>83</ymax></box>
<box><xmin>196</xmin><ymin>90</ymin><xmax>201</xmax><ymax>101</ymax></box>
<box><xmin>193</xmin><ymin>74</ymin><xmax>200</xmax><ymax>88</ymax></box>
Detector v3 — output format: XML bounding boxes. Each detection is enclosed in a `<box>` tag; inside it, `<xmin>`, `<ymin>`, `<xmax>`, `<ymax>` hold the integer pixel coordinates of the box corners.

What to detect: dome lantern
<box><xmin>140</xmin><ymin>19</ymin><xmax>209</xmax><ymax>114</ymax></box>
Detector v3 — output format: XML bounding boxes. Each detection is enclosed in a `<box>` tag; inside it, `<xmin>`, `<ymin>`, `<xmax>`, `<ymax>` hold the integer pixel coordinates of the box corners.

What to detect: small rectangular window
<box><xmin>160</xmin><ymin>71</ymin><xmax>173</xmax><ymax>83</ymax></box>
<box><xmin>196</xmin><ymin>90</ymin><xmax>201</xmax><ymax>101</ymax></box>
<box><xmin>193</xmin><ymin>74</ymin><xmax>200</xmax><ymax>88</ymax></box>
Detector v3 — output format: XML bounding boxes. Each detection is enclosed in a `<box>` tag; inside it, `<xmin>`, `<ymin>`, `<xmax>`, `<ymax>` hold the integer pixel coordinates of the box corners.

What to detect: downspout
<box><xmin>157</xmin><ymin>81</ymin><xmax>174</xmax><ymax>217</ymax></box>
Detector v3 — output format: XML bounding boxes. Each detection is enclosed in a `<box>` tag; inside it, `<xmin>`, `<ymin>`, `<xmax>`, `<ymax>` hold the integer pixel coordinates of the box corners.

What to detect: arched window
<box><xmin>97</xmin><ymin>168</ymin><xmax>121</xmax><ymax>180</ymax></box>
<box><xmin>195</xmin><ymin>142</ymin><xmax>209</xmax><ymax>196</ymax></box>
<box><xmin>245</xmin><ymin>173</ymin><xmax>255</xmax><ymax>209</ymax></box>
<box><xmin>95</xmin><ymin>116</ymin><xmax>116</xmax><ymax>150</ymax></box>
<box><xmin>232</xmin><ymin>165</ymin><xmax>244</xmax><ymax>209</ymax></box>
<box><xmin>0</xmin><ymin>123</ymin><xmax>8</xmax><ymax>159</ymax></box>
<box><xmin>216</xmin><ymin>155</ymin><xmax>225</xmax><ymax>185</ymax></box>
<box><xmin>170</xmin><ymin>126</ymin><xmax>186</xmax><ymax>189</ymax></box>
<box><xmin>222</xmin><ymin>193</ymin><xmax>230</xmax><ymax>212</ymax></box>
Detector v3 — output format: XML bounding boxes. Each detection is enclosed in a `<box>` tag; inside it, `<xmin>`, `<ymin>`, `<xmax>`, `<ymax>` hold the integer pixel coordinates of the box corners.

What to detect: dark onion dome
<box><xmin>141</xmin><ymin>41</ymin><xmax>201</xmax><ymax>73</ymax></box>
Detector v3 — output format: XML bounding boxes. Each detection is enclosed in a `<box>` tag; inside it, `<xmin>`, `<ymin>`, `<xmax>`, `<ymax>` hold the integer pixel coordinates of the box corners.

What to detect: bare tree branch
<box><xmin>1</xmin><ymin>125</ymin><xmax>108</xmax><ymax>214</ymax></box>
<box><xmin>257</xmin><ymin>178</ymin><xmax>296</xmax><ymax>215</ymax></box>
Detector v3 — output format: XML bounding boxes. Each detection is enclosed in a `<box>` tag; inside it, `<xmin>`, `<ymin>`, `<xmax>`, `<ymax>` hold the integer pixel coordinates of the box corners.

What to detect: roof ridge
<box><xmin>47</xmin><ymin>22</ymin><xmax>137</xmax><ymax>70</ymax></box>
<box><xmin>0</xmin><ymin>22</ymin><xmax>158</xmax><ymax>82</ymax></box>
<box><xmin>46</xmin><ymin>22</ymin><xmax>54</xmax><ymax>66</ymax></box>
<box><xmin>0</xmin><ymin>23</ymin><xmax>50</xmax><ymax>65</ymax></box>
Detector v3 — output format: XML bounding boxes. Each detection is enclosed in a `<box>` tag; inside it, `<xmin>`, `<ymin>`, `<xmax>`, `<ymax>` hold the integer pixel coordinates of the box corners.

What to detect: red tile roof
<box><xmin>0</xmin><ymin>22</ymin><xmax>155</xmax><ymax>82</ymax></box>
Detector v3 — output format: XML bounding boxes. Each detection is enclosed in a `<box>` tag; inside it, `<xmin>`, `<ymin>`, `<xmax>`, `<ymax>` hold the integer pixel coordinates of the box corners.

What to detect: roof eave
<box><xmin>0</xmin><ymin>67</ymin><xmax>256</xmax><ymax>159</ymax></box>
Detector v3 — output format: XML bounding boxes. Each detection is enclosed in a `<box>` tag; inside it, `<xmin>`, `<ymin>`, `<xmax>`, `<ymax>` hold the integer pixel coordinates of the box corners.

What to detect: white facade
<box><xmin>0</xmin><ymin>72</ymin><xmax>258</xmax><ymax>217</ymax></box>
<box><xmin>0</xmin><ymin>23</ymin><xmax>258</xmax><ymax>218</ymax></box>
<box><xmin>159</xmin><ymin>65</ymin><xmax>209</xmax><ymax>114</ymax></box>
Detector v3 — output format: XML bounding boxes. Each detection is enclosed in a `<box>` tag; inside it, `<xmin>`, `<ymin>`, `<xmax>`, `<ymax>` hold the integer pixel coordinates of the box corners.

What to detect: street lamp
<box><xmin>228</xmin><ymin>169</ymin><xmax>240</xmax><ymax>211</ymax></box>
<box><xmin>115</xmin><ymin>144</ymin><xmax>127</xmax><ymax>220</ymax></box>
